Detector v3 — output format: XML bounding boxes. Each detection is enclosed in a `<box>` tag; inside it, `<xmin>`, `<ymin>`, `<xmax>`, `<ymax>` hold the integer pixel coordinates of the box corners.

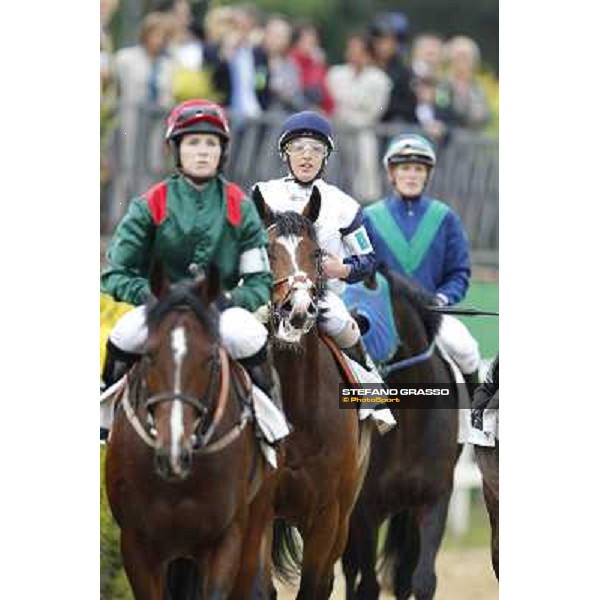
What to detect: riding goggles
<box><xmin>285</xmin><ymin>138</ymin><xmax>328</xmax><ymax>158</ymax></box>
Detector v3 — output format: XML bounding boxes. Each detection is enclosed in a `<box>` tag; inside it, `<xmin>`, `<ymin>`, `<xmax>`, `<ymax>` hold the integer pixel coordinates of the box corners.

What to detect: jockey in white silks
<box><xmin>253</xmin><ymin>111</ymin><xmax>396</xmax><ymax>433</ymax></box>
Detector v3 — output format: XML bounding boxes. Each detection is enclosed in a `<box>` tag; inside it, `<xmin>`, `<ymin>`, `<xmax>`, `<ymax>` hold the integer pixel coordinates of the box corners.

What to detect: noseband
<box><xmin>122</xmin><ymin>344</ymin><xmax>252</xmax><ymax>454</ymax></box>
<box><xmin>267</xmin><ymin>224</ymin><xmax>325</xmax><ymax>324</ymax></box>
<box><xmin>145</xmin><ymin>344</ymin><xmax>221</xmax><ymax>421</ymax></box>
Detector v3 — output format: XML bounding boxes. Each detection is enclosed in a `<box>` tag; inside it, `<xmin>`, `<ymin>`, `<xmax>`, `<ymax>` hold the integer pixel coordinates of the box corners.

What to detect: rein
<box><xmin>123</xmin><ymin>347</ymin><xmax>252</xmax><ymax>454</ymax></box>
<box><xmin>379</xmin><ymin>340</ymin><xmax>437</xmax><ymax>377</ymax></box>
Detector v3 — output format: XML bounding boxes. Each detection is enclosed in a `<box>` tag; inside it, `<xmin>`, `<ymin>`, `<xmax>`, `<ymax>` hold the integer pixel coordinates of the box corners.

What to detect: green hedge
<box><xmin>100</xmin><ymin>448</ymin><xmax>133</xmax><ymax>600</ymax></box>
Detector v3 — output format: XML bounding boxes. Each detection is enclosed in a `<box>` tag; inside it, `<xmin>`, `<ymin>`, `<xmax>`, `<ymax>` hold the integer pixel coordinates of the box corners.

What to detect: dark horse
<box><xmin>253</xmin><ymin>188</ymin><xmax>372</xmax><ymax>600</ymax></box>
<box><xmin>342</xmin><ymin>269</ymin><xmax>461</xmax><ymax>599</ymax></box>
<box><xmin>104</xmin><ymin>266</ymin><xmax>277</xmax><ymax>599</ymax></box>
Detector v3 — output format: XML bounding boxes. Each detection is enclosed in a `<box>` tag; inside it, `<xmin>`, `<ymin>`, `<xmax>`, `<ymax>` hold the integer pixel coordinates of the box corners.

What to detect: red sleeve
<box><xmin>143</xmin><ymin>181</ymin><xmax>168</xmax><ymax>225</ymax></box>
<box><xmin>225</xmin><ymin>182</ymin><xmax>244</xmax><ymax>227</ymax></box>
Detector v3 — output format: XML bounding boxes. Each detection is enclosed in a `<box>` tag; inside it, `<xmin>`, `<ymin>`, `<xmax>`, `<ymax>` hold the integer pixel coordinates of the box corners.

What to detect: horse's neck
<box><xmin>395</xmin><ymin>297</ymin><xmax>431</xmax><ymax>359</ymax></box>
<box><xmin>274</xmin><ymin>332</ymin><xmax>321</xmax><ymax>404</ymax></box>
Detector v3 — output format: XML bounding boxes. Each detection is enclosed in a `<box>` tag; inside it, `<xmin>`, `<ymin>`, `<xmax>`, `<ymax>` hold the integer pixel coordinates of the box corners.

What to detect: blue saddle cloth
<box><xmin>342</xmin><ymin>272</ymin><xmax>401</xmax><ymax>363</ymax></box>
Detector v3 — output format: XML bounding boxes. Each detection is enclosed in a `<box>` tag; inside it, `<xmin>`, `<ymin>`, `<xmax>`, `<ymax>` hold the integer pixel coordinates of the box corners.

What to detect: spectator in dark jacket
<box><xmin>368</xmin><ymin>13</ymin><xmax>417</xmax><ymax>123</ymax></box>
<box><xmin>208</xmin><ymin>3</ymin><xmax>270</xmax><ymax>127</ymax></box>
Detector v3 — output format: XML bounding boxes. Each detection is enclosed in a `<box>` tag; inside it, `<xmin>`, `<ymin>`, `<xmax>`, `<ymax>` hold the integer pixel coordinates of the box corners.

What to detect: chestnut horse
<box><xmin>104</xmin><ymin>267</ymin><xmax>276</xmax><ymax>599</ymax></box>
<box><xmin>342</xmin><ymin>269</ymin><xmax>461</xmax><ymax>600</ymax></box>
<box><xmin>253</xmin><ymin>188</ymin><xmax>371</xmax><ymax>600</ymax></box>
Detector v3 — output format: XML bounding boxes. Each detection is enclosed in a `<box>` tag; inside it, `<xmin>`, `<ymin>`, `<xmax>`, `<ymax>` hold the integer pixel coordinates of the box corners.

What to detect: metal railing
<box><xmin>103</xmin><ymin>105</ymin><xmax>498</xmax><ymax>265</ymax></box>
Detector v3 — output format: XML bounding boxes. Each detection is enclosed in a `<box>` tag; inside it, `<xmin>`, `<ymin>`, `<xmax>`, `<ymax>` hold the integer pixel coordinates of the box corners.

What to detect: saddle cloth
<box><xmin>320</xmin><ymin>334</ymin><xmax>396</xmax><ymax>434</ymax></box>
<box><xmin>342</xmin><ymin>273</ymin><xmax>401</xmax><ymax>363</ymax></box>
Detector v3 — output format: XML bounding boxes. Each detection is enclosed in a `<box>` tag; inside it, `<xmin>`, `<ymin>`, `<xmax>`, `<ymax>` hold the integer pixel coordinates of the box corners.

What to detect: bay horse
<box><xmin>342</xmin><ymin>269</ymin><xmax>462</xmax><ymax>599</ymax></box>
<box><xmin>104</xmin><ymin>266</ymin><xmax>277</xmax><ymax>599</ymax></box>
<box><xmin>253</xmin><ymin>187</ymin><xmax>372</xmax><ymax>600</ymax></box>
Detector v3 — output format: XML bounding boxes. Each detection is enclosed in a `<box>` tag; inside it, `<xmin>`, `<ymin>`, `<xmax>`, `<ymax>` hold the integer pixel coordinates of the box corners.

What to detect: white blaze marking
<box><xmin>170</xmin><ymin>326</ymin><xmax>187</xmax><ymax>468</ymax></box>
<box><xmin>275</xmin><ymin>235</ymin><xmax>301</xmax><ymax>273</ymax></box>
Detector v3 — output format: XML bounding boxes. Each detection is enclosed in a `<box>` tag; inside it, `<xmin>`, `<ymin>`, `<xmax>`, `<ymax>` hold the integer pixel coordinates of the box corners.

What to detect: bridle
<box><xmin>122</xmin><ymin>344</ymin><xmax>253</xmax><ymax>454</ymax></box>
<box><xmin>267</xmin><ymin>223</ymin><xmax>325</xmax><ymax>335</ymax></box>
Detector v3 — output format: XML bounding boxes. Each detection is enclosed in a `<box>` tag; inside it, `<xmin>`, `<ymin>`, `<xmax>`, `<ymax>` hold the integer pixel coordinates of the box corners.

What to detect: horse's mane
<box><xmin>382</xmin><ymin>267</ymin><xmax>442</xmax><ymax>342</ymax></box>
<box><xmin>146</xmin><ymin>280</ymin><xmax>219</xmax><ymax>340</ymax></box>
<box><xmin>272</xmin><ymin>210</ymin><xmax>318</xmax><ymax>243</ymax></box>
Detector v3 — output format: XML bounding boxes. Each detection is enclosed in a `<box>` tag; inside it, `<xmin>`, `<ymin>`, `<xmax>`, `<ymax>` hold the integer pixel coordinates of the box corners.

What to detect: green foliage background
<box><xmin>101</xmin><ymin>448</ymin><xmax>133</xmax><ymax>600</ymax></box>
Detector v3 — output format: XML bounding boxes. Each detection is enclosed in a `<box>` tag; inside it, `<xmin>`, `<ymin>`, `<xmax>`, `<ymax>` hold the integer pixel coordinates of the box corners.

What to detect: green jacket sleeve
<box><xmin>100</xmin><ymin>197</ymin><xmax>154</xmax><ymax>305</ymax></box>
<box><xmin>229</xmin><ymin>198</ymin><xmax>272</xmax><ymax>312</ymax></box>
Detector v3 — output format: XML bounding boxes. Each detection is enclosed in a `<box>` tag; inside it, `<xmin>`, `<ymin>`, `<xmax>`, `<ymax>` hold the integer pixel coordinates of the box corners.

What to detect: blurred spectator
<box><xmin>210</xmin><ymin>3</ymin><xmax>270</xmax><ymax>127</ymax></box>
<box><xmin>113</xmin><ymin>12</ymin><xmax>176</xmax><ymax>223</ymax></box>
<box><xmin>288</xmin><ymin>21</ymin><xmax>334</xmax><ymax>116</ymax></box>
<box><xmin>368</xmin><ymin>12</ymin><xmax>417</xmax><ymax>123</ymax></box>
<box><xmin>156</xmin><ymin>0</ymin><xmax>219</xmax><ymax>102</ymax></box>
<box><xmin>413</xmin><ymin>75</ymin><xmax>453</xmax><ymax>144</ymax></box>
<box><xmin>438</xmin><ymin>35</ymin><xmax>491</xmax><ymax>130</ymax></box>
<box><xmin>410</xmin><ymin>33</ymin><xmax>444</xmax><ymax>81</ymax></box>
<box><xmin>100</xmin><ymin>0</ymin><xmax>120</xmax><ymax>233</ymax></box>
<box><xmin>159</xmin><ymin>0</ymin><xmax>203</xmax><ymax>69</ymax></box>
<box><xmin>203</xmin><ymin>5</ymin><xmax>238</xmax><ymax>47</ymax></box>
<box><xmin>327</xmin><ymin>32</ymin><xmax>391</xmax><ymax>201</ymax></box>
<box><xmin>261</xmin><ymin>15</ymin><xmax>306</xmax><ymax>114</ymax></box>
<box><xmin>100</xmin><ymin>0</ymin><xmax>119</xmax><ymax>91</ymax></box>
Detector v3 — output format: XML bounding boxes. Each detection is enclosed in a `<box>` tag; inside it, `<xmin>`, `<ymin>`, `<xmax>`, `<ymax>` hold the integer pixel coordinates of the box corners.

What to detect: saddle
<box><xmin>319</xmin><ymin>334</ymin><xmax>359</xmax><ymax>385</ymax></box>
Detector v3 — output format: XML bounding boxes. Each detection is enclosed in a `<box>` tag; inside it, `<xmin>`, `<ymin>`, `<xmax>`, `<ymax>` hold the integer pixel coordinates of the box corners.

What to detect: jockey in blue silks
<box><xmin>363</xmin><ymin>134</ymin><xmax>481</xmax><ymax>392</ymax></box>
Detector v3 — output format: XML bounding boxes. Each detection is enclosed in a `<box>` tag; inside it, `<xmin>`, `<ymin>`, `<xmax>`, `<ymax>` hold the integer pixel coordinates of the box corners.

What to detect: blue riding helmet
<box><xmin>278</xmin><ymin>111</ymin><xmax>335</xmax><ymax>157</ymax></box>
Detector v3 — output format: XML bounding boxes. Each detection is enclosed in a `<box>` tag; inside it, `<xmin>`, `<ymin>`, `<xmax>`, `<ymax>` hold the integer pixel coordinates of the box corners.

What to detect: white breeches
<box><xmin>317</xmin><ymin>290</ymin><xmax>359</xmax><ymax>347</ymax></box>
<box><xmin>436</xmin><ymin>315</ymin><xmax>481</xmax><ymax>374</ymax></box>
<box><xmin>108</xmin><ymin>305</ymin><xmax>268</xmax><ymax>360</ymax></box>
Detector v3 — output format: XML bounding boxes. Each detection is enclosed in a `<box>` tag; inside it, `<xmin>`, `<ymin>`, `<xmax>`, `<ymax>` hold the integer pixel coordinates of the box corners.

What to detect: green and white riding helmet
<box><xmin>383</xmin><ymin>134</ymin><xmax>437</xmax><ymax>178</ymax></box>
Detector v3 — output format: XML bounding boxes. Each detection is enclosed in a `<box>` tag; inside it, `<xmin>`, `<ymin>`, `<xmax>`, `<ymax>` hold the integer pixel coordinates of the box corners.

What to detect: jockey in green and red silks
<box><xmin>100</xmin><ymin>99</ymin><xmax>286</xmax><ymax>441</ymax></box>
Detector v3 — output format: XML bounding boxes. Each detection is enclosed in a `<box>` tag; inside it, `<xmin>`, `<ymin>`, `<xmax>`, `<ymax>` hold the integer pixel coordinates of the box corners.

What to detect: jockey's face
<box><xmin>179</xmin><ymin>133</ymin><xmax>221</xmax><ymax>179</ymax></box>
<box><xmin>286</xmin><ymin>137</ymin><xmax>327</xmax><ymax>183</ymax></box>
<box><xmin>390</xmin><ymin>162</ymin><xmax>429</xmax><ymax>197</ymax></box>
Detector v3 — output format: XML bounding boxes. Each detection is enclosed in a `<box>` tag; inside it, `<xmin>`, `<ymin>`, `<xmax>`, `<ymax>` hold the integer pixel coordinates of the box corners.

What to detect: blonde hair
<box><xmin>138</xmin><ymin>12</ymin><xmax>170</xmax><ymax>46</ymax></box>
<box><xmin>204</xmin><ymin>6</ymin><xmax>238</xmax><ymax>45</ymax></box>
<box><xmin>444</xmin><ymin>35</ymin><xmax>481</xmax><ymax>69</ymax></box>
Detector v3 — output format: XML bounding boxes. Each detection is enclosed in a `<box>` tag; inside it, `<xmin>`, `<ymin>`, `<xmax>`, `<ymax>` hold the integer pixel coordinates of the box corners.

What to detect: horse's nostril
<box><xmin>180</xmin><ymin>448</ymin><xmax>192</xmax><ymax>471</ymax></box>
<box><xmin>290</xmin><ymin>312</ymin><xmax>307</xmax><ymax>328</ymax></box>
<box><xmin>307</xmin><ymin>303</ymin><xmax>317</xmax><ymax>315</ymax></box>
<box><xmin>281</xmin><ymin>300</ymin><xmax>293</xmax><ymax>314</ymax></box>
<box><xmin>155</xmin><ymin>449</ymin><xmax>169</xmax><ymax>474</ymax></box>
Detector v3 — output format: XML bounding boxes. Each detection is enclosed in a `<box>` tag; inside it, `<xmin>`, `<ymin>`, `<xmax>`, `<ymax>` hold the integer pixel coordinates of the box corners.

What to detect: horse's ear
<box><xmin>195</xmin><ymin>262</ymin><xmax>221</xmax><ymax>306</ymax></box>
<box><xmin>303</xmin><ymin>186</ymin><xmax>321</xmax><ymax>223</ymax></box>
<box><xmin>252</xmin><ymin>185</ymin><xmax>274</xmax><ymax>228</ymax></box>
<box><xmin>149</xmin><ymin>260</ymin><xmax>170</xmax><ymax>300</ymax></box>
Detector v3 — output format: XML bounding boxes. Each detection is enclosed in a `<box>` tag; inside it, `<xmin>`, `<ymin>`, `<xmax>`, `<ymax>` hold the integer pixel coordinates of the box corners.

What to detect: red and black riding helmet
<box><xmin>165</xmin><ymin>99</ymin><xmax>231</xmax><ymax>169</ymax></box>
<box><xmin>166</xmin><ymin>99</ymin><xmax>230</xmax><ymax>142</ymax></box>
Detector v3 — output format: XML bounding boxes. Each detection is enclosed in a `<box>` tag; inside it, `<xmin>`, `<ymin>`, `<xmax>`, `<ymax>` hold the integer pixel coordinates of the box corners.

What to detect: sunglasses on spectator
<box><xmin>285</xmin><ymin>139</ymin><xmax>328</xmax><ymax>157</ymax></box>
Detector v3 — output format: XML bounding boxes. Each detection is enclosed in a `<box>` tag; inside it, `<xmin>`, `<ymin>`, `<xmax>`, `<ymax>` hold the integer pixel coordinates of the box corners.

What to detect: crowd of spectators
<box><xmin>100</xmin><ymin>0</ymin><xmax>495</xmax><ymax>229</ymax></box>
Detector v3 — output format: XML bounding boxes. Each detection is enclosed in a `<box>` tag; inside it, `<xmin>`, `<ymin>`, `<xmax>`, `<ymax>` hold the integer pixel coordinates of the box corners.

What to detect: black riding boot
<box><xmin>464</xmin><ymin>369</ymin><xmax>481</xmax><ymax>400</ymax></box>
<box><xmin>238</xmin><ymin>346</ymin><xmax>283</xmax><ymax>412</ymax></box>
<box><xmin>464</xmin><ymin>369</ymin><xmax>482</xmax><ymax>429</ymax></box>
<box><xmin>101</xmin><ymin>340</ymin><xmax>140</xmax><ymax>442</ymax></box>
<box><xmin>343</xmin><ymin>338</ymin><xmax>375</xmax><ymax>372</ymax></box>
<box><xmin>101</xmin><ymin>339</ymin><xmax>140</xmax><ymax>392</ymax></box>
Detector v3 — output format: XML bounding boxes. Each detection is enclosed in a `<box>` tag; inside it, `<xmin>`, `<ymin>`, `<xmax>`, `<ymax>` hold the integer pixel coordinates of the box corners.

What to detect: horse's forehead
<box><xmin>153</xmin><ymin>311</ymin><xmax>202</xmax><ymax>347</ymax></box>
<box><xmin>274</xmin><ymin>234</ymin><xmax>301</xmax><ymax>257</ymax></box>
<box><xmin>171</xmin><ymin>325</ymin><xmax>187</xmax><ymax>359</ymax></box>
